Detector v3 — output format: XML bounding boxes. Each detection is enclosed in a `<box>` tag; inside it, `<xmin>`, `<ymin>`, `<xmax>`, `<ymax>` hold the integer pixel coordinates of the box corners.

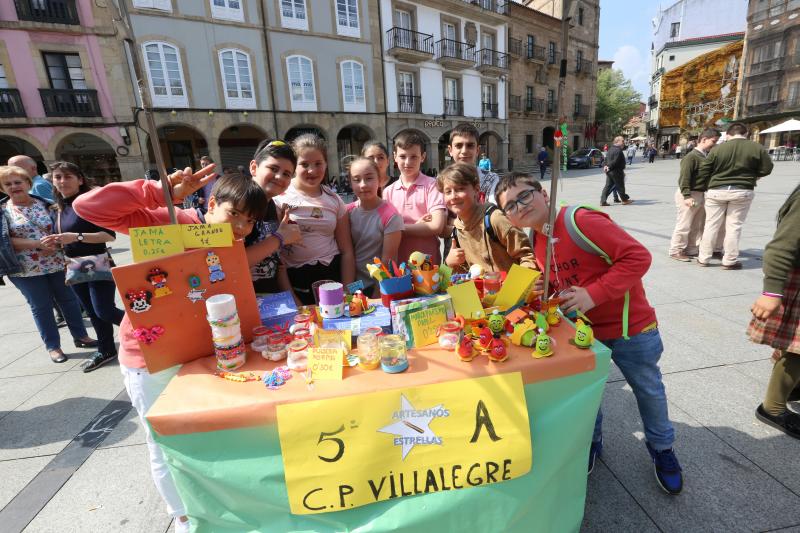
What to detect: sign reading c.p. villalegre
<box><xmin>276</xmin><ymin>373</ymin><xmax>532</xmax><ymax>515</ymax></box>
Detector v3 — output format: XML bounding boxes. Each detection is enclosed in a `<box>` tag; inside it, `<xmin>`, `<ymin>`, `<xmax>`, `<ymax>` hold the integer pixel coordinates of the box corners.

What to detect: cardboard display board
<box><xmin>112</xmin><ymin>240</ymin><xmax>259</xmax><ymax>373</ymax></box>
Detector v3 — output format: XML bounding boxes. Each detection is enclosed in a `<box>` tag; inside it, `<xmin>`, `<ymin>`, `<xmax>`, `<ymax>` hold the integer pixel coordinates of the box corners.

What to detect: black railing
<box><xmin>748</xmin><ymin>57</ymin><xmax>784</xmax><ymax>76</ymax></box>
<box><xmin>648</xmin><ymin>96</ymin><xmax>658</xmax><ymax>109</ymax></box>
<box><xmin>526</xmin><ymin>97</ymin><xmax>544</xmax><ymax>113</ymax></box>
<box><xmin>527</xmin><ymin>44</ymin><xmax>546</xmax><ymax>61</ymax></box>
<box><xmin>509</xmin><ymin>94</ymin><xmax>521</xmax><ymax>111</ymax></box>
<box><xmin>508</xmin><ymin>37</ymin><xmax>522</xmax><ymax>57</ymax></box>
<box><xmin>576</xmin><ymin>59</ymin><xmax>593</xmax><ymax>75</ymax></box>
<box><xmin>435</xmin><ymin>39</ymin><xmax>475</xmax><ymax>62</ymax></box>
<box><xmin>40</xmin><ymin>88</ymin><xmax>100</xmax><ymax>117</ymax></box>
<box><xmin>14</xmin><ymin>0</ymin><xmax>79</xmax><ymax>25</ymax></box>
<box><xmin>387</xmin><ymin>27</ymin><xmax>434</xmax><ymax>55</ymax></box>
<box><xmin>0</xmin><ymin>89</ymin><xmax>26</xmax><ymax>117</ymax></box>
<box><xmin>476</xmin><ymin>49</ymin><xmax>509</xmax><ymax>69</ymax></box>
<box><xmin>444</xmin><ymin>98</ymin><xmax>463</xmax><ymax>116</ymax></box>
<box><xmin>746</xmin><ymin>101</ymin><xmax>780</xmax><ymax>114</ymax></box>
<box><xmin>573</xmin><ymin>104</ymin><xmax>590</xmax><ymax>118</ymax></box>
<box><xmin>547</xmin><ymin>49</ymin><xmax>560</xmax><ymax>65</ymax></box>
<box><xmin>398</xmin><ymin>93</ymin><xmax>421</xmax><ymax>113</ymax></box>
<box><xmin>482</xmin><ymin>102</ymin><xmax>498</xmax><ymax>118</ymax></box>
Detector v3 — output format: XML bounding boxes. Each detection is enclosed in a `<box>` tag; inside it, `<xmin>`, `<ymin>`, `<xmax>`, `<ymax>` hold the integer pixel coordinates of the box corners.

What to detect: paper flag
<box><xmin>446</xmin><ymin>281</ymin><xmax>483</xmax><ymax>319</ymax></box>
<box><xmin>494</xmin><ymin>265</ymin><xmax>541</xmax><ymax>309</ymax></box>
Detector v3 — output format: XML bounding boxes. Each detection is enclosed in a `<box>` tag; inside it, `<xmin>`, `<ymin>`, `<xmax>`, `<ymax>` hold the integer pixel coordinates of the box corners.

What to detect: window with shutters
<box><xmin>43</xmin><ymin>53</ymin><xmax>87</xmax><ymax>90</ymax></box>
<box><xmin>132</xmin><ymin>0</ymin><xmax>172</xmax><ymax>11</ymax></box>
<box><xmin>142</xmin><ymin>42</ymin><xmax>188</xmax><ymax>107</ymax></box>
<box><xmin>281</xmin><ymin>0</ymin><xmax>308</xmax><ymax>30</ymax></box>
<box><xmin>336</xmin><ymin>0</ymin><xmax>360</xmax><ymax>37</ymax></box>
<box><xmin>286</xmin><ymin>55</ymin><xmax>316</xmax><ymax>111</ymax></box>
<box><xmin>340</xmin><ymin>60</ymin><xmax>365</xmax><ymax>112</ymax></box>
<box><xmin>211</xmin><ymin>0</ymin><xmax>244</xmax><ymax>22</ymax></box>
<box><xmin>219</xmin><ymin>49</ymin><xmax>254</xmax><ymax>109</ymax></box>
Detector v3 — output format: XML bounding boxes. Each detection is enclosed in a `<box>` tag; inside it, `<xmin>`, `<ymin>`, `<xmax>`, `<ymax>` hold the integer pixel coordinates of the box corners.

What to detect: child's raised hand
<box><xmin>751</xmin><ymin>294</ymin><xmax>782</xmax><ymax>320</ymax></box>
<box><xmin>446</xmin><ymin>246</ymin><xmax>466</xmax><ymax>268</ymax></box>
<box><xmin>170</xmin><ymin>164</ymin><xmax>217</xmax><ymax>202</ymax></box>
<box><xmin>560</xmin><ymin>286</ymin><xmax>596</xmax><ymax>315</ymax></box>
<box><xmin>277</xmin><ymin>208</ymin><xmax>302</xmax><ymax>246</ymax></box>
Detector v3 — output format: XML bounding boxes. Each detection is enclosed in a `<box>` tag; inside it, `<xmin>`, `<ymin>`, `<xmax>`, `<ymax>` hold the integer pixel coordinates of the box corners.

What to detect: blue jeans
<box><xmin>71</xmin><ymin>280</ymin><xmax>124</xmax><ymax>356</ymax></box>
<box><xmin>10</xmin><ymin>271</ymin><xmax>88</xmax><ymax>350</ymax></box>
<box><xmin>593</xmin><ymin>329</ymin><xmax>675</xmax><ymax>451</ymax></box>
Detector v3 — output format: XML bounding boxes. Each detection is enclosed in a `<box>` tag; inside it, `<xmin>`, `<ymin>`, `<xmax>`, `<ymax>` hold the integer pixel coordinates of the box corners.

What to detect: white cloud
<box><xmin>612</xmin><ymin>45</ymin><xmax>650</xmax><ymax>98</ymax></box>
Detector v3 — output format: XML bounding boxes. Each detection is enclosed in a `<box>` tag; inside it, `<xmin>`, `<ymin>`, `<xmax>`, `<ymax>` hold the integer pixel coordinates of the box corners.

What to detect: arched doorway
<box><xmin>56</xmin><ymin>133</ymin><xmax>121</xmax><ymax>186</ymax></box>
<box><xmin>337</xmin><ymin>125</ymin><xmax>373</xmax><ymax>169</ymax></box>
<box><xmin>438</xmin><ymin>131</ymin><xmax>453</xmax><ymax>170</ymax></box>
<box><xmin>392</xmin><ymin>129</ymin><xmax>432</xmax><ymax>175</ymax></box>
<box><xmin>478</xmin><ymin>131</ymin><xmax>502</xmax><ymax>170</ymax></box>
<box><xmin>285</xmin><ymin>125</ymin><xmax>326</xmax><ymax>144</ymax></box>
<box><xmin>157</xmin><ymin>124</ymin><xmax>208</xmax><ymax>171</ymax></box>
<box><xmin>219</xmin><ymin>124</ymin><xmax>266</xmax><ymax>175</ymax></box>
<box><xmin>0</xmin><ymin>135</ymin><xmax>46</xmax><ymax>174</ymax></box>
<box><xmin>542</xmin><ymin>126</ymin><xmax>555</xmax><ymax>151</ymax></box>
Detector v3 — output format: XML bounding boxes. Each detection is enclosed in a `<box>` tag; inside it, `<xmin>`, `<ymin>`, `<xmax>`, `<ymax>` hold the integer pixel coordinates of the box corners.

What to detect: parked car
<box><xmin>567</xmin><ymin>148</ymin><xmax>605</xmax><ymax>169</ymax></box>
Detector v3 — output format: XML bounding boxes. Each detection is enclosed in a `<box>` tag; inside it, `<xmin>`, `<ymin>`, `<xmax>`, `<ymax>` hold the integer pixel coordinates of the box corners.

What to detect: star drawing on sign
<box><xmin>378</xmin><ymin>395</ymin><xmax>443</xmax><ymax>460</ymax></box>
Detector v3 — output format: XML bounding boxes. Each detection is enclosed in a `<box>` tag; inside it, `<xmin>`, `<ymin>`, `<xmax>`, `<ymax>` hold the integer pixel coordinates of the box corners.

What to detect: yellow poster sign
<box><xmin>180</xmin><ymin>223</ymin><xmax>233</xmax><ymax>248</ymax></box>
<box><xmin>308</xmin><ymin>348</ymin><xmax>344</xmax><ymax>380</ymax></box>
<box><xmin>130</xmin><ymin>225</ymin><xmax>185</xmax><ymax>262</ymax></box>
<box><xmin>277</xmin><ymin>373</ymin><xmax>532</xmax><ymax>515</ymax></box>
<box><xmin>408</xmin><ymin>305</ymin><xmax>447</xmax><ymax>347</ymax></box>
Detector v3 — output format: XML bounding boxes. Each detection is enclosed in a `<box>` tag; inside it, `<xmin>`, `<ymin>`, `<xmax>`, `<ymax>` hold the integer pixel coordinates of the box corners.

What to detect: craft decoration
<box><xmin>356</xmin><ymin>332</ymin><xmax>380</xmax><ymax>370</ymax></box>
<box><xmin>494</xmin><ymin>264</ymin><xmax>541</xmax><ymax>310</ymax></box>
<box><xmin>532</xmin><ymin>332</ymin><xmax>554</xmax><ymax>358</ymax></box>
<box><xmin>475</xmin><ymin>326</ymin><xmax>493</xmax><ymax>354</ymax></box>
<box><xmin>346</xmin><ymin>280</ymin><xmax>365</xmax><ymax>294</ymax></box>
<box><xmin>510</xmin><ymin>319</ymin><xmax>538</xmax><ymax>347</ymax></box>
<box><xmin>469</xmin><ymin>264</ymin><xmax>485</xmax><ymax>279</ymax></box>
<box><xmin>570</xmin><ymin>319</ymin><xmax>594</xmax><ymax>349</ymax></box>
<box><xmin>146</xmin><ymin>267</ymin><xmax>172</xmax><ymax>298</ymax></box>
<box><xmin>132</xmin><ymin>325</ymin><xmax>165</xmax><ymax>345</ymax></box>
<box><xmin>437</xmin><ymin>264</ymin><xmax>453</xmax><ymax>290</ymax></box>
<box><xmin>446</xmin><ymin>281</ymin><xmax>484</xmax><ymax>319</ymax></box>
<box><xmin>379</xmin><ymin>334</ymin><xmax>408</xmax><ymax>373</ymax></box>
<box><xmin>186</xmin><ymin>274</ymin><xmax>207</xmax><ymax>303</ymax></box>
<box><xmin>457</xmin><ymin>333</ymin><xmax>476</xmax><ymax>362</ymax></box>
<box><xmin>206</xmin><ymin>294</ymin><xmax>246</xmax><ymax>371</ymax></box>
<box><xmin>488</xmin><ymin>311</ymin><xmax>506</xmax><ymax>338</ymax></box>
<box><xmin>258</xmin><ymin>291</ymin><xmax>298</xmax><ymax>331</ymax></box>
<box><xmin>263</xmin><ymin>366</ymin><xmax>293</xmax><ymax>389</ymax></box>
<box><xmin>318</xmin><ymin>282</ymin><xmax>345</xmax><ymax>319</ymax></box>
<box><xmin>436</xmin><ymin>318</ymin><xmax>464</xmax><ymax>350</ymax></box>
<box><xmin>217</xmin><ymin>370</ymin><xmax>261</xmax><ymax>383</ymax></box>
<box><xmin>347</xmin><ymin>290</ymin><xmax>372</xmax><ymax>317</ymax></box>
<box><xmin>545</xmin><ymin>301</ymin><xmax>562</xmax><ymax>326</ymax></box>
<box><xmin>206</xmin><ymin>251</ymin><xmax>226</xmax><ymax>283</ymax></box>
<box><xmin>489</xmin><ymin>337</ymin><xmax>509</xmax><ymax>362</ymax></box>
<box><xmin>408</xmin><ymin>251</ymin><xmax>431</xmax><ymax>270</ymax></box>
<box><xmin>125</xmin><ymin>289</ymin><xmax>153</xmax><ymax>313</ymax></box>
<box><xmin>287</xmin><ymin>339</ymin><xmax>309</xmax><ymax>371</ymax></box>
<box><xmin>378</xmin><ymin>274</ymin><xmax>413</xmax><ymax>307</ymax></box>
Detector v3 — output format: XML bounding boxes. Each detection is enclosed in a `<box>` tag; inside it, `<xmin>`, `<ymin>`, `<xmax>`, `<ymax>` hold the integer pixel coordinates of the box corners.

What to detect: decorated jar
<box><xmin>379</xmin><ymin>334</ymin><xmax>408</xmax><ymax>373</ymax></box>
<box><xmin>437</xmin><ymin>320</ymin><xmax>463</xmax><ymax>350</ymax></box>
<box><xmin>362</xmin><ymin>326</ymin><xmax>384</xmax><ymax>338</ymax></box>
<box><xmin>287</xmin><ymin>339</ymin><xmax>309</xmax><ymax>371</ymax></box>
<box><xmin>262</xmin><ymin>333</ymin><xmax>288</xmax><ymax>362</ymax></box>
<box><xmin>251</xmin><ymin>326</ymin><xmax>271</xmax><ymax>352</ymax></box>
<box><xmin>292</xmin><ymin>327</ymin><xmax>311</xmax><ymax>342</ymax></box>
<box><xmin>357</xmin><ymin>332</ymin><xmax>380</xmax><ymax>370</ymax></box>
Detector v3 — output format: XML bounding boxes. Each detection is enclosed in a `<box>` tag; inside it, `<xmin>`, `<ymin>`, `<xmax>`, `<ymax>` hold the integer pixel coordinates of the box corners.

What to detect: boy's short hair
<box><xmin>393</xmin><ymin>129</ymin><xmax>427</xmax><ymax>153</ymax></box>
<box><xmin>436</xmin><ymin>162</ymin><xmax>479</xmax><ymax>192</ymax></box>
<box><xmin>726</xmin><ymin>122</ymin><xmax>748</xmax><ymax>137</ymax></box>
<box><xmin>449</xmin><ymin>123</ymin><xmax>479</xmax><ymax>145</ymax></box>
<box><xmin>209</xmin><ymin>173</ymin><xmax>268</xmax><ymax>220</ymax></box>
<box><xmin>699</xmin><ymin>128</ymin><xmax>720</xmax><ymax>141</ymax></box>
<box><xmin>495</xmin><ymin>172</ymin><xmax>543</xmax><ymax>210</ymax></box>
<box><xmin>253</xmin><ymin>139</ymin><xmax>297</xmax><ymax>168</ymax></box>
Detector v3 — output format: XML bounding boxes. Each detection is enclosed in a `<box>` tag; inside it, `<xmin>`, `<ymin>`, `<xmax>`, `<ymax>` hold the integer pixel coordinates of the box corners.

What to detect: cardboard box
<box><xmin>257</xmin><ymin>291</ymin><xmax>298</xmax><ymax>331</ymax></box>
<box><xmin>322</xmin><ymin>303</ymin><xmax>392</xmax><ymax>339</ymax></box>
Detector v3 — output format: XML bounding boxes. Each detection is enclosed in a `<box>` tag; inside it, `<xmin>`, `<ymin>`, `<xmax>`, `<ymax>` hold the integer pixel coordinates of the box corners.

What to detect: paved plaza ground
<box><xmin>0</xmin><ymin>158</ymin><xmax>798</xmax><ymax>532</ymax></box>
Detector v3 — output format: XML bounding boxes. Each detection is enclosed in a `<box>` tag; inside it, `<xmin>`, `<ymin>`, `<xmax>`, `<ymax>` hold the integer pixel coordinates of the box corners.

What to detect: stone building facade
<box><xmin>0</xmin><ymin>0</ymin><xmax>144</xmax><ymax>181</ymax></box>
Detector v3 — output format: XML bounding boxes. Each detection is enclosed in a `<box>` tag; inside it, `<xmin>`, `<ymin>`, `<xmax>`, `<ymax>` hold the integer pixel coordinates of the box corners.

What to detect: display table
<box><xmin>147</xmin><ymin>321</ymin><xmax>611</xmax><ymax>532</ymax></box>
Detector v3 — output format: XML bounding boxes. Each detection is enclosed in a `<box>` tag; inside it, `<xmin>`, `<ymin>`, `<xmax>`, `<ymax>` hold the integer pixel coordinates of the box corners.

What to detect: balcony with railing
<box><xmin>387</xmin><ymin>27</ymin><xmax>434</xmax><ymax>63</ymax></box>
<box><xmin>576</xmin><ymin>59</ymin><xmax>593</xmax><ymax>76</ymax></box>
<box><xmin>547</xmin><ymin>50</ymin><xmax>560</xmax><ymax>67</ymax></box>
<box><xmin>746</xmin><ymin>100</ymin><xmax>781</xmax><ymax>115</ymax></box>
<box><xmin>435</xmin><ymin>39</ymin><xmax>475</xmax><ymax>70</ymax></box>
<box><xmin>482</xmin><ymin>101</ymin><xmax>498</xmax><ymax>119</ymax></box>
<box><xmin>573</xmin><ymin>104</ymin><xmax>590</xmax><ymax>118</ymax></box>
<box><xmin>0</xmin><ymin>89</ymin><xmax>26</xmax><ymax>118</ymax></box>
<box><xmin>509</xmin><ymin>94</ymin><xmax>521</xmax><ymax>111</ymax></box>
<box><xmin>398</xmin><ymin>93</ymin><xmax>421</xmax><ymax>113</ymax></box>
<box><xmin>648</xmin><ymin>95</ymin><xmax>658</xmax><ymax>109</ymax></box>
<box><xmin>40</xmin><ymin>88</ymin><xmax>100</xmax><ymax>117</ymax></box>
<box><xmin>527</xmin><ymin>44</ymin><xmax>546</xmax><ymax>63</ymax></box>
<box><xmin>508</xmin><ymin>37</ymin><xmax>522</xmax><ymax>58</ymax></box>
<box><xmin>476</xmin><ymin>48</ymin><xmax>509</xmax><ymax>75</ymax></box>
<box><xmin>748</xmin><ymin>57</ymin><xmax>784</xmax><ymax>77</ymax></box>
<box><xmin>444</xmin><ymin>98</ymin><xmax>463</xmax><ymax>116</ymax></box>
<box><xmin>526</xmin><ymin>97</ymin><xmax>545</xmax><ymax>113</ymax></box>
<box><xmin>14</xmin><ymin>0</ymin><xmax>79</xmax><ymax>25</ymax></box>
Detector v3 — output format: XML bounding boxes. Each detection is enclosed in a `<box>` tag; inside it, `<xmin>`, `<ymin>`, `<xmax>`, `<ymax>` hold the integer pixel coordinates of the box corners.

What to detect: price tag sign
<box><xmin>130</xmin><ymin>225</ymin><xmax>185</xmax><ymax>262</ymax></box>
<box><xmin>307</xmin><ymin>348</ymin><xmax>344</xmax><ymax>380</ymax></box>
<box><xmin>276</xmin><ymin>373</ymin><xmax>532</xmax><ymax>515</ymax></box>
<box><xmin>180</xmin><ymin>223</ymin><xmax>233</xmax><ymax>248</ymax></box>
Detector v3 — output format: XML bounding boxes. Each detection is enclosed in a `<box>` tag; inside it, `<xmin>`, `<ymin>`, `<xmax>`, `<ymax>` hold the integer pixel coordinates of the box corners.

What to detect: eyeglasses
<box><xmin>502</xmin><ymin>188</ymin><xmax>538</xmax><ymax>215</ymax></box>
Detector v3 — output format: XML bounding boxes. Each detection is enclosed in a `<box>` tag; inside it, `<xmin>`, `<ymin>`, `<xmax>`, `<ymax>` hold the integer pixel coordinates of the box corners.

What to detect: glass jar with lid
<box><xmin>262</xmin><ymin>333</ymin><xmax>288</xmax><ymax>361</ymax></box>
<box><xmin>357</xmin><ymin>332</ymin><xmax>380</xmax><ymax>370</ymax></box>
<box><xmin>436</xmin><ymin>320</ymin><xmax>463</xmax><ymax>350</ymax></box>
<box><xmin>379</xmin><ymin>334</ymin><xmax>408</xmax><ymax>373</ymax></box>
<box><xmin>287</xmin><ymin>339</ymin><xmax>309</xmax><ymax>371</ymax></box>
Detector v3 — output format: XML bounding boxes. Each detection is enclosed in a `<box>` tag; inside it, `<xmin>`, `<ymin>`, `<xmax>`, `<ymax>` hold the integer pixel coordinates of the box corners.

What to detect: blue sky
<box><xmin>598</xmin><ymin>1</ymin><xmax>663</xmax><ymax>100</ymax></box>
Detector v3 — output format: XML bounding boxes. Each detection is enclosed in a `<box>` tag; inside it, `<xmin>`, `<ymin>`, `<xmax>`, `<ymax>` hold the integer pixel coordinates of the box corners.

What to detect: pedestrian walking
<box><xmin>626</xmin><ymin>144</ymin><xmax>636</xmax><ymax>165</ymax></box>
<box><xmin>537</xmin><ymin>146</ymin><xmax>549</xmax><ymax>180</ymax></box>
<box><xmin>675</xmin><ymin>144</ymin><xmax>682</xmax><ymax>159</ymax></box>
<box><xmin>600</xmin><ymin>136</ymin><xmax>633</xmax><ymax>206</ymax></box>
<box><xmin>696</xmin><ymin>122</ymin><xmax>774</xmax><ymax>269</ymax></box>
<box><xmin>648</xmin><ymin>146</ymin><xmax>657</xmax><ymax>163</ymax></box>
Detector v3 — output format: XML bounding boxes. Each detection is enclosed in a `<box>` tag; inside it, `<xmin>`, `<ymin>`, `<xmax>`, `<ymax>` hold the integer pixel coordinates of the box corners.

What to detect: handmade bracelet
<box><xmin>271</xmin><ymin>229</ymin><xmax>284</xmax><ymax>249</ymax></box>
<box><xmin>263</xmin><ymin>366</ymin><xmax>292</xmax><ymax>390</ymax></box>
<box><xmin>217</xmin><ymin>371</ymin><xmax>262</xmax><ymax>383</ymax></box>
<box><xmin>762</xmin><ymin>292</ymin><xmax>783</xmax><ymax>298</ymax></box>
<box><xmin>207</xmin><ymin>312</ymin><xmax>241</xmax><ymax>328</ymax></box>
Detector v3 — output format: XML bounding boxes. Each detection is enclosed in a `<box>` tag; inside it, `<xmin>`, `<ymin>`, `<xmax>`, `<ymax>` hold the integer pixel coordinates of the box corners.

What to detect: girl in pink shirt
<box><xmin>274</xmin><ymin>134</ymin><xmax>355</xmax><ymax>304</ymax></box>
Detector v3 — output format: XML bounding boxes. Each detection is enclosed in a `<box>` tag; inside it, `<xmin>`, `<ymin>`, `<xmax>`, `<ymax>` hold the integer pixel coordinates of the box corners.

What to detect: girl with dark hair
<box><xmin>245</xmin><ymin>140</ymin><xmax>302</xmax><ymax>295</ymax></box>
<box><xmin>43</xmin><ymin>161</ymin><xmax>122</xmax><ymax>372</ymax></box>
<box><xmin>361</xmin><ymin>141</ymin><xmax>393</xmax><ymax>192</ymax></box>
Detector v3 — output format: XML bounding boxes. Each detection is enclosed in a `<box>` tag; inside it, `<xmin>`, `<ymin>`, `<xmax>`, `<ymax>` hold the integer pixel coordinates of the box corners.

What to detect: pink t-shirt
<box><xmin>382</xmin><ymin>173</ymin><xmax>446</xmax><ymax>264</ymax></box>
<box><xmin>274</xmin><ymin>184</ymin><xmax>347</xmax><ymax>268</ymax></box>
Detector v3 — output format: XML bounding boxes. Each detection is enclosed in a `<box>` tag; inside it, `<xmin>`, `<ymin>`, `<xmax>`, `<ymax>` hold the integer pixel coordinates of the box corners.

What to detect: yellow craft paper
<box><xmin>180</xmin><ymin>223</ymin><xmax>233</xmax><ymax>248</ymax></box>
<box><xmin>408</xmin><ymin>305</ymin><xmax>448</xmax><ymax>347</ymax></box>
<box><xmin>130</xmin><ymin>225</ymin><xmax>185</xmax><ymax>263</ymax></box>
<box><xmin>446</xmin><ymin>281</ymin><xmax>484</xmax><ymax>319</ymax></box>
<box><xmin>494</xmin><ymin>265</ymin><xmax>541</xmax><ymax>309</ymax></box>
<box><xmin>277</xmin><ymin>373</ymin><xmax>532</xmax><ymax>515</ymax></box>
<box><xmin>307</xmin><ymin>348</ymin><xmax>344</xmax><ymax>380</ymax></box>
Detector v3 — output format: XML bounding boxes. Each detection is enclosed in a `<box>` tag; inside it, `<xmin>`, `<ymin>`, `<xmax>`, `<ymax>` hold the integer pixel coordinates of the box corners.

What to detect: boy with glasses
<box><xmin>495</xmin><ymin>171</ymin><xmax>683</xmax><ymax>496</ymax></box>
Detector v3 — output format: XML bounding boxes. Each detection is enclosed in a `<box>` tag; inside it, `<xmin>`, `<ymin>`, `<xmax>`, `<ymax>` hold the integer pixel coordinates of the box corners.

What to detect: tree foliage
<box><xmin>595</xmin><ymin>69</ymin><xmax>642</xmax><ymax>136</ymax></box>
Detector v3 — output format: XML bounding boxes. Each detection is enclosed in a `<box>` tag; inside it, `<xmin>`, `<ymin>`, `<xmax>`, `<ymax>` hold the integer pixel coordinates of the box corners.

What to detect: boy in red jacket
<box><xmin>496</xmin><ymin>172</ymin><xmax>683</xmax><ymax>495</ymax></box>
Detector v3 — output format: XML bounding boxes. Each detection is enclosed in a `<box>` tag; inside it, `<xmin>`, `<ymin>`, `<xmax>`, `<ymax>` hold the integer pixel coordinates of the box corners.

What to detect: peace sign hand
<box><xmin>169</xmin><ymin>164</ymin><xmax>217</xmax><ymax>202</ymax></box>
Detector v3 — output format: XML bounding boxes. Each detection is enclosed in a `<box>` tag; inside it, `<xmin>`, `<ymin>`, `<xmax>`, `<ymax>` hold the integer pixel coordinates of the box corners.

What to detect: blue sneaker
<box><xmin>646</xmin><ymin>442</ymin><xmax>683</xmax><ymax>495</ymax></box>
<box><xmin>588</xmin><ymin>439</ymin><xmax>602</xmax><ymax>474</ymax></box>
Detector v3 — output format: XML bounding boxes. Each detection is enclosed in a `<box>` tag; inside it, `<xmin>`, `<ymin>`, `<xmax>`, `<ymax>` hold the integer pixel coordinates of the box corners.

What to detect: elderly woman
<box><xmin>0</xmin><ymin>165</ymin><xmax>96</xmax><ymax>363</ymax></box>
<box><xmin>42</xmin><ymin>161</ymin><xmax>123</xmax><ymax>372</ymax></box>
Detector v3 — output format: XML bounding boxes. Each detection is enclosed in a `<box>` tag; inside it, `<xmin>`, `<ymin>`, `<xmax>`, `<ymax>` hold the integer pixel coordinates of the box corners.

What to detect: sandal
<box><xmin>49</xmin><ymin>350</ymin><xmax>68</xmax><ymax>363</ymax></box>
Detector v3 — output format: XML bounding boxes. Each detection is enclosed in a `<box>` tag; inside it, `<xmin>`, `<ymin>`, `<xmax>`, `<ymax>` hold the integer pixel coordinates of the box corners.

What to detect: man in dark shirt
<box><xmin>195</xmin><ymin>155</ymin><xmax>219</xmax><ymax>213</ymax></box>
<box><xmin>600</xmin><ymin>136</ymin><xmax>633</xmax><ymax>206</ymax></box>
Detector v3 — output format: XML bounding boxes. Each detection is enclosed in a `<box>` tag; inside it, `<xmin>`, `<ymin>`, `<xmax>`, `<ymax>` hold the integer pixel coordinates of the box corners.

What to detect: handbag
<box><xmin>57</xmin><ymin>211</ymin><xmax>114</xmax><ymax>286</ymax></box>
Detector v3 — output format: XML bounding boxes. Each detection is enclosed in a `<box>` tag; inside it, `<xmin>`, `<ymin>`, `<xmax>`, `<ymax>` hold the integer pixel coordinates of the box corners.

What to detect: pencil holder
<box><xmin>379</xmin><ymin>275</ymin><xmax>413</xmax><ymax>307</ymax></box>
